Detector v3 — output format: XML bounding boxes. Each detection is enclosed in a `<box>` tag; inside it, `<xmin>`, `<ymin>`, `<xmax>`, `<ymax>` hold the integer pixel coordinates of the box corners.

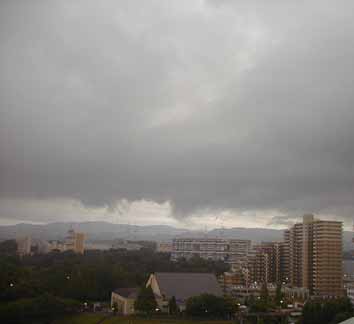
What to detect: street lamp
<box><xmin>9</xmin><ymin>283</ymin><xmax>14</xmax><ymax>287</ymax></box>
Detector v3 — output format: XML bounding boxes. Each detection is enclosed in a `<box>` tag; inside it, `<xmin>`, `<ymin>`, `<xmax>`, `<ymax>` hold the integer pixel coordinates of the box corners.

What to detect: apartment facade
<box><xmin>312</xmin><ymin>218</ymin><xmax>343</xmax><ymax>296</ymax></box>
<box><xmin>65</xmin><ymin>229</ymin><xmax>85</xmax><ymax>254</ymax></box>
<box><xmin>285</xmin><ymin>222</ymin><xmax>304</xmax><ymax>287</ymax></box>
<box><xmin>285</xmin><ymin>214</ymin><xmax>343</xmax><ymax>297</ymax></box>
<box><xmin>171</xmin><ymin>238</ymin><xmax>251</xmax><ymax>266</ymax></box>
<box><xmin>248</xmin><ymin>246</ymin><xmax>270</xmax><ymax>284</ymax></box>
<box><xmin>218</xmin><ymin>271</ymin><xmax>245</xmax><ymax>293</ymax></box>
<box><xmin>157</xmin><ymin>242</ymin><xmax>173</xmax><ymax>253</ymax></box>
<box><xmin>246</xmin><ymin>241</ymin><xmax>288</xmax><ymax>285</ymax></box>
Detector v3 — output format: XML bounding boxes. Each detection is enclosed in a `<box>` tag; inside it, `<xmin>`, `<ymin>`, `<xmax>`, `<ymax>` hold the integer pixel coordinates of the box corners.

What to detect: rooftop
<box><xmin>153</xmin><ymin>272</ymin><xmax>222</xmax><ymax>301</ymax></box>
<box><xmin>113</xmin><ymin>287</ymin><xmax>139</xmax><ymax>299</ymax></box>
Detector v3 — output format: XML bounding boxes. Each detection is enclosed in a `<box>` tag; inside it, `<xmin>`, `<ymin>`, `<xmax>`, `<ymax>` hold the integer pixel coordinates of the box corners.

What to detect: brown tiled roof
<box><xmin>154</xmin><ymin>272</ymin><xmax>222</xmax><ymax>301</ymax></box>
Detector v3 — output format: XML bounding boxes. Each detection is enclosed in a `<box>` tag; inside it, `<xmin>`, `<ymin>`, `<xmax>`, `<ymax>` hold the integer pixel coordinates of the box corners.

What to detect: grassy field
<box><xmin>52</xmin><ymin>313</ymin><xmax>107</xmax><ymax>324</ymax></box>
<box><xmin>53</xmin><ymin>314</ymin><xmax>232</xmax><ymax>324</ymax></box>
<box><xmin>104</xmin><ymin>317</ymin><xmax>231</xmax><ymax>324</ymax></box>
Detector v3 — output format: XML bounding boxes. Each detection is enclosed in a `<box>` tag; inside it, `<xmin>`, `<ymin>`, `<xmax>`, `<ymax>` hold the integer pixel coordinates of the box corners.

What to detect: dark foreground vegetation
<box><xmin>53</xmin><ymin>314</ymin><xmax>232</xmax><ymax>324</ymax></box>
<box><xmin>302</xmin><ymin>298</ymin><xmax>353</xmax><ymax>324</ymax></box>
<box><xmin>1</xmin><ymin>239</ymin><xmax>353</xmax><ymax>324</ymax></box>
<box><xmin>0</xmin><ymin>239</ymin><xmax>228</xmax><ymax>323</ymax></box>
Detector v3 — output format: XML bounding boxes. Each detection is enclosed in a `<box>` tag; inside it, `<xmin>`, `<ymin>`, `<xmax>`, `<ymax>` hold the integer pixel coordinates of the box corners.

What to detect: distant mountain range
<box><xmin>0</xmin><ymin>221</ymin><xmax>352</xmax><ymax>251</ymax></box>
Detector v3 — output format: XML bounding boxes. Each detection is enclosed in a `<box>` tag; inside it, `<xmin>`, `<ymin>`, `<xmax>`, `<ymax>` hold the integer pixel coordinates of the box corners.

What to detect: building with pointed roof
<box><xmin>111</xmin><ymin>287</ymin><xmax>139</xmax><ymax>315</ymax></box>
<box><xmin>146</xmin><ymin>272</ymin><xmax>222</xmax><ymax>312</ymax></box>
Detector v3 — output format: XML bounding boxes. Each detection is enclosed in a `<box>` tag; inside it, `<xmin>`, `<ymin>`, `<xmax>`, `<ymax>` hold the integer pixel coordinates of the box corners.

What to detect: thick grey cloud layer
<box><xmin>0</xmin><ymin>0</ymin><xmax>354</xmax><ymax>225</ymax></box>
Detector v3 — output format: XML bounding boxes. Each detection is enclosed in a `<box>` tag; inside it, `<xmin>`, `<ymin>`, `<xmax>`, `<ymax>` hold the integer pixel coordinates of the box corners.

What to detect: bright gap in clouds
<box><xmin>0</xmin><ymin>198</ymin><xmax>352</xmax><ymax>231</ymax></box>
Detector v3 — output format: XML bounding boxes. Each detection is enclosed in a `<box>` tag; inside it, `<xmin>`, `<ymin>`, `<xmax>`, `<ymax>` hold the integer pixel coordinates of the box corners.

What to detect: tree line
<box><xmin>0</xmin><ymin>240</ymin><xmax>228</xmax><ymax>323</ymax></box>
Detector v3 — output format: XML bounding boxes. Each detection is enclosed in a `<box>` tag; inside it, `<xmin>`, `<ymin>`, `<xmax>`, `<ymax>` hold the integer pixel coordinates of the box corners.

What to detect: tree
<box><xmin>168</xmin><ymin>296</ymin><xmax>178</xmax><ymax>315</ymax></box>
<box><xmin>246</xmin><ymin>294</ymin><xmax>255</xmax><ymax>306</ymax></box>
<box><xmin>134</xmin><ymin>286</ymin><xmax>157</xmax><ymax>315</ymax></box>
<box><xmin>112</xmin><ymin>302</ymin><xmax>118</xmax><ymax>315</ymax></box>
<box><xmin>260</xmin><ymin>281</ymin><xmax>269</xmax><ymax>303</ymax></box>
<box><xmin>0</xmin><ymin>294</ymin><xmax>79</xmax><ymax>324</ymax></box>
<box><xmin>0</xmin><ymin>248</ymin><xmax>233</xmax><ymax>322</ymax></box>
<box><xmin>0</xmin><ymin>240</ymin><xmax>18</xmax><ymax>256</ymax></box>
<box><xmin>185</xmin><ymin>294</ymin><xmax>236</xmax><ymax>318</ymax></box>
<box><xmin>223</xmin><ymin>295</ymin><xmax>238</xmax><ymax>318</ymax></box>
<box><xmin>302</xmin><ymin>298</ymin><xmax>354</xmax><ymax>324</ymax></box>
<box><xmin>275</xmin><ymin>282</ymin><xmax>283</xmax><ymax>306</ymax></box>
<box><xmin>249</xmin><ymin>299</ymin><xmax>269</xmax><ymax>313</ymax></box>
<box><xmin>248</xmin><ymin>282</ymin><xmax>276</xmax><ymax>314</ymax></box>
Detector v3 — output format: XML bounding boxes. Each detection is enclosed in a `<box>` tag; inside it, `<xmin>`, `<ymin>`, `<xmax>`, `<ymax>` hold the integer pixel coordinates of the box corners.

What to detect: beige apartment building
<box><xmin>248</xmin><ymin>241</ymin><xmax>288</xmax><ymax>285</ymax></box>
<box><xmin>65</xmin><ymin>229</ymin><xmax>85</xmax><ymax>254</ymax></box>
<box><xmin>286</xmin><ymin>214</ymin><xmax>343</xmax><ymax>297</ymax></box>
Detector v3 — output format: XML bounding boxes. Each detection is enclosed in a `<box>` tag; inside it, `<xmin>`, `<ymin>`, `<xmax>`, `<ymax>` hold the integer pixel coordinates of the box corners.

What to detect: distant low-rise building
<box><xmin>48</xmin><ymin>240</ymin><xmax>67</xmax><ymax>252</ymax></box>
<box><xmin>112</xmin><ymin>239</ymin><xmax>142</xmax><ymax>251</ymax></box>
<box><xmin>16</xmin><ymin>236</ymin><xmax>31</xmax><ymax>256</ymax></box>
<box><xmin>219</xmin><ymin>271</ymin><xmax>245</xmax><ymax>293</ymax></box>
<box><xmin>85</xmin><ymin>242</ymin><xmax>111</xmax><ymax>251</ymax></box>
<box><xmin>346</xmin><ymin>283</ymin><xmax>354</xmax><ymax>305</ymax></box>
<box><xmin>228</xmin><ymin>283</ymin><xmax>309</xmax><ymax>303</ymax></box>
<box><xmin>33</xmin><ymin>239</ymin><xmax>51</xmax><ymax>254</ymax></box>
<box><xmin>157</xmin><ymin>242</ymin><xmax>173</xmax><ymax>253</ymax></box>
<box><xmin>47</xmin><ymin>229</ymin><xmax>86</xmax><ymax>254</ymax></box>
<box><xmin>343</xmin><ymin>260</ymin><xmax>354</xmax><ymax>304</ymax></box>
<box><xmin>282</xmin><ymin>286</ymin><xmax>309</xmax><ymax>302</ymax></box>
<box><xmin>65</xmin><ymin>229</ymin><xmax>85</xmax><ymax>254</ymax></box>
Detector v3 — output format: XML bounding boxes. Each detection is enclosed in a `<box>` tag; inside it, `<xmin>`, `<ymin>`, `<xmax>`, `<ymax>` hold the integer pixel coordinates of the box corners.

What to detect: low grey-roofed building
<box><xmin>146</xmin><ymin>272</ymin><xmax>222</xmax><ymax>312</ymax></box>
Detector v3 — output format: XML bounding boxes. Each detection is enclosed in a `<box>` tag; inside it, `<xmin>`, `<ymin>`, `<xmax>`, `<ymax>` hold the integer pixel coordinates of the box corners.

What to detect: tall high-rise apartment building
<box><xmin>285</xmin><ymin>222</ymin><xmax>304</xmax><ymax>287</ymax></box>
<box><xmin>285</xmin><ymin>214</ymin><xmax>343</xmax><ymax>297</ymax></box>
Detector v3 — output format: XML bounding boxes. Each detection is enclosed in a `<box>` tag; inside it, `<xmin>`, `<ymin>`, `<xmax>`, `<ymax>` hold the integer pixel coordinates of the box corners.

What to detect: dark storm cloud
<box><xmin>0</xmin><ymin>0</ymin><xmax>354</xmax><ymax>224</ymax></box>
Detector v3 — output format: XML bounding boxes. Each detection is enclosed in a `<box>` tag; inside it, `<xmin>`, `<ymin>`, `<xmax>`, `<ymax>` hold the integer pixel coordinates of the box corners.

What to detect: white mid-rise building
<box><xmin>16</xmin><ymin>236</ymin><xmax>32</xmax><ymax>256</ymax></box>
<box><xmin>171</xmin><ymin>237</ymin><xmax>251</xmax><ymax>266</ymax></box>
<box><xmin>347</xmin><ymin>284</ymin><xmax>354</xmax><ymax>305</ymax></box>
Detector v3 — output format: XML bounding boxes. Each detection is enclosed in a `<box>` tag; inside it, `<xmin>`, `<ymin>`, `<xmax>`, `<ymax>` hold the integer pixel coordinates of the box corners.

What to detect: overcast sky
<box><xmin>0</xmin><ymin>0</ymin><xmax>353</xmax><ymax>229</ymax></box>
